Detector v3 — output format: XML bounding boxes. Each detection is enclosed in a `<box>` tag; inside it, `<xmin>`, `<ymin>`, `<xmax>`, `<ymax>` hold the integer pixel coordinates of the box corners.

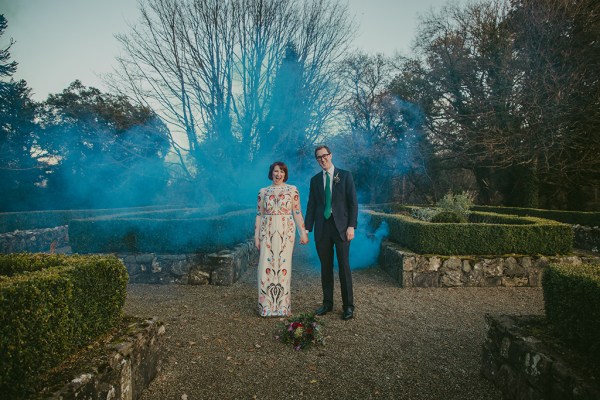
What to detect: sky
<box><xmin>1</xmin><ymin>0</ymin><xmax>451</xmax><ymax>101</ymax></box>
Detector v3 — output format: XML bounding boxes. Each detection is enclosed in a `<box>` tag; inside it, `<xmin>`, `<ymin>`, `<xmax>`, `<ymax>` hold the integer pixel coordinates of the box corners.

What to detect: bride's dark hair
<box><xmin>268</xmin><ymin>161</ymin><xmax>288</xmax><ymax>182</ymax></box>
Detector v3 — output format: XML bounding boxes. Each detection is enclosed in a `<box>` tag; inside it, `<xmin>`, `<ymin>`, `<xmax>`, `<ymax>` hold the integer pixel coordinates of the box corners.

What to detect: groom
<box><xmin>305</xmin><ymin>145</ymin><xmax>358</xmax><ymax>320</ymax></box>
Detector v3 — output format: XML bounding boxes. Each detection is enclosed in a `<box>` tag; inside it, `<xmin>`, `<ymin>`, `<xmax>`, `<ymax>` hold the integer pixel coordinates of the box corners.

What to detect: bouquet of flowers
<box><xmin>275</xmin><ymin>312</ymin><xmax>325</xmax><ymax>351</ymax></box>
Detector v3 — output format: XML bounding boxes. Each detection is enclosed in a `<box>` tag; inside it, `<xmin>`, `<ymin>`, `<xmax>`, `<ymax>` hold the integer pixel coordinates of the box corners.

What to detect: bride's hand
<box><xmin>254</xmin><ymin>237</ymin><xmax>260</xmax><ymax>250</ymax></box>
<box><xmin>300</xmin><ymin>233</ymin><xmax>309</xmax><ymax>245</ymax></box>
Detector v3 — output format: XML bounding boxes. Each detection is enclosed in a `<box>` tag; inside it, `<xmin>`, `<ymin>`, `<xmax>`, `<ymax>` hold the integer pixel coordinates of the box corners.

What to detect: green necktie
<box><xmin>324</xmin><ymin>172</ymin><xmax>332</xmax><ymax>219</ymax></box>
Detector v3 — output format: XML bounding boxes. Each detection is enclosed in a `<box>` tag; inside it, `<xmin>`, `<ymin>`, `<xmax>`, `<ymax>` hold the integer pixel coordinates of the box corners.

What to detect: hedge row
<box><xmin>0</xmin><ymin>254</ymin><xmax>128</xmax><ymax>398</ymax></box>
<box><xmin>83</xmin><ymin>203</ymin><xmax>248</xmax><ymax>222</ymax></box>
<box><xmin>0</xmin><ymin>203</ymin><xmax>251</xmax><ymax>234</ymax></box>
<box><xmin>69</xmin><ymin>209</ymin><xmax>255</xmax><ymax>254</ymax></box>
<box><xmin>542</xmin><ymin>263</ymin><xmax>600</xmax><ymax>369</ymax></box>
<box><xmin>364</xmin><ymin>203</ymin><xmax>600</xmax><ymax>227</ymax></box>
<box><xmin>366</xmin><ymin>210</ymin><xmax>572</xmax><ymax>255</ymax></box>
<box><xmin>472</xmin><ymin>205</ymin><xmax>600</xmax><ymax>226</ymax></box>
<box><xmin>0</xmin><ymin>205</ymin><xmax>182</xmax><ymax>234</ymax></box>
<box><xmin>0</xmin><ymin>253</ymin><xmax>71</xmax><ymax>276</ymax></box>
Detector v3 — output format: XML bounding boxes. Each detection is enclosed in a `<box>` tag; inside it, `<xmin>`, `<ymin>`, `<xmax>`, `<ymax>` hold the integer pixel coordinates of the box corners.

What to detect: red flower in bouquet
<box><xmin>275</xmin><ymin>313</ymin><xmax>324</xmax><ymax>351</ymax></box>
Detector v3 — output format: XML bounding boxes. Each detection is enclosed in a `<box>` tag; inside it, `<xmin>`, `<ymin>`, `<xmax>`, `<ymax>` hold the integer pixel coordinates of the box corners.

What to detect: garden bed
<box><xmin>68</xmin><ymin>207</ymin><xmax>254</xmax><ymax>254</ymax></box>
<box><xmin>377</xmin><ymin>241</ymin><xmax>598</xmax><ymax>288</ymax></box>
<box><xmin>366</xmin><ymin>209</ymin><xmax>572</xmax><ymax>255</ymax></box>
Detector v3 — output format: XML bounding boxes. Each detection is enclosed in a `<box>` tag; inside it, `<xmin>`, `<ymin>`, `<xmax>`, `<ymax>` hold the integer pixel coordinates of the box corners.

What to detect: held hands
<box><xmin>300</xmin><ymin>232</ymin><xmax>309</xmax><ymax>245</ymax></box>
<box><xmin>346</xmin><ymin>226</ymin><xmax>355</xmax><ymax>241</ymax></box>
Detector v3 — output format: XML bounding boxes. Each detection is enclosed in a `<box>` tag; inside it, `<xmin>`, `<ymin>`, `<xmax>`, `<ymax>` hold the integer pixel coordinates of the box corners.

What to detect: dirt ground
<box><xmin>124</xmin><ymin>246</ymin><xmax>545</xmax><ymax>400</ymax></box>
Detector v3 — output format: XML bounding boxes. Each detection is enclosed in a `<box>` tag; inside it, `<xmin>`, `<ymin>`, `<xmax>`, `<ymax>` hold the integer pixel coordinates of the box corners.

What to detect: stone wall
<box><xmin>0</xmin><ymin>224</ymin><xmax>256</xmax><ymax>286</ymax></box>
<box><xmin>378</xmin><ymin>241</ymin><xmax>599</xmax><ymax>288</ymax></box>
<box><xmin>573</xmin><ymin>224</ymin><xmax>600</xmax><ymax>253</ymax></box>
<box><xmin>0</xmin><ymin>225</ymin><xmax>68</xmax><ymax>254</ymax></box>
<box><xmin>481</xmin><ymin>314</ymin><xmax>599</xmax><ymax>400</ymax></box>
<box><xmin>48</xmin><ymin>317</ymin><xmax>165</xmax><ymax>400</ymax></box>
<box><xmin>120</xmin><ymin>240</ymin><xmax>258</xmax><ymax>285</ymax></box>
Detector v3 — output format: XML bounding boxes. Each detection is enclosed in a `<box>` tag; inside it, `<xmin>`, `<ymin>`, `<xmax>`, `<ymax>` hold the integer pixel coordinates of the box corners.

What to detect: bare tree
<box><xmin>400</xmin><ymin>0</ymin><xmax>530</xmax><ymax>204</ymax></box>
<box><xmin>334</xmin><ymin>53</ymin><xmax>427</xmax><ymax>203</ymax></box>
<box><xmin>397</xmin><ymin>0</ymin><xmax>600</xmax><ymax>209</ymax></box>
<box><xmin>110</xmin><ymin>0</ymin><xmax>353</xmax><ymax>198</ymax></box>
<box><xmin>508</xmin><ymin>0</ymin><xmax>600</xmax><ymax>208</ymax></box>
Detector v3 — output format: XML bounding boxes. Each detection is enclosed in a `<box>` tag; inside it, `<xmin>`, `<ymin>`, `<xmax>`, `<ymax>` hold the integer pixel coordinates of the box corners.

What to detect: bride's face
<box><xmin>272</xmin><ymin>165</ymin><xmax>285</xmax><ymax>185</ymax></box>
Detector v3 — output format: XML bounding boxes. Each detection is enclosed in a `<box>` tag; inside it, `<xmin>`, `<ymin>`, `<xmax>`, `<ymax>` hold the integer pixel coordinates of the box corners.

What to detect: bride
<box><xmin>254</xmin><ymin>161</ymin><xmax>309</xmax><ymax>317</ymax></box>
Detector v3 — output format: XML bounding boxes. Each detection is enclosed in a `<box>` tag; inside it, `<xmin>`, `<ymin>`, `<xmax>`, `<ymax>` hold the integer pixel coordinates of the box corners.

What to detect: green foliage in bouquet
<box><xmin>275</xmin><ymin>313</ymin><xmax>325</xmax><ymax>351</ymax></box>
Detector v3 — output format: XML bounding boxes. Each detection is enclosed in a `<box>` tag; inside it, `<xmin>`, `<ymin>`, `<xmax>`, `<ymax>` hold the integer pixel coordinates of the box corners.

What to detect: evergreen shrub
<box><xmin>542</xmin><ymin>263</ymin><xmax>600</xmax><ymax>369</ymax></box>
<box><xmin>404</xmin><ymin>191</ymin><xmax>475</xmax><ymax>223</ymax></box>
<box><xmin>435</xmin><ymin>191</ymin><xmax>475</xmax><ymax>220</ymax></box>
<box><xmin>366</xmin><ymin>209</ymin><xmax>572</xmax><ymax>255</ymax></box>
<box><xmin>0</xmin><ymin>254</ymin><xmax>128</xmax><ymax>398</ymax></box>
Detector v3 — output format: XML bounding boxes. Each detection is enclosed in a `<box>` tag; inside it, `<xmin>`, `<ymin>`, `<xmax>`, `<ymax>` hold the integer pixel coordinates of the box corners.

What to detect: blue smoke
<box><xmin>351</xmin><ymin>213</ymin><xmax>389</xmax><ymax>269</ymax></box>
<box><xmin>293</xmin><ymin>208</ymin><xmax>389</xmax><ymax>272</ymax></box>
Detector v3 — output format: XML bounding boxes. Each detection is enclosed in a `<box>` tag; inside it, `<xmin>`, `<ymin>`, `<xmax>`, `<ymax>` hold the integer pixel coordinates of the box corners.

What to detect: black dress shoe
<box><xmin>342</xmin><ymin>307</ymin><xmax>354</xmax><ymax>320</ymax></box>
<box><xmin>314</xmin><ymin>305</ymin><xmax>333</xmax><ymax>316</ymax></box>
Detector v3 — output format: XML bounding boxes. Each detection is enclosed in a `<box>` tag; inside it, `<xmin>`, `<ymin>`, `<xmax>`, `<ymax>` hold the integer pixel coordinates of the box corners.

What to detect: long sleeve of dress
<box><xmin>291</xmin><ymin>186</ymin><xmax>306</xmax><ymax>235</ymax></box>
<box><xmin>254</xmin><ymin>189</ymin><xmax>264</xmax><ymax>242</ymax></box>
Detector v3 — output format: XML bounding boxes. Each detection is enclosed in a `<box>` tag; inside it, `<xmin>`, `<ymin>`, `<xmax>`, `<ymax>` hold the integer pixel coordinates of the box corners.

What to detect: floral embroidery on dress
<box><xmin>256</xmin><ymin>184</ymin><xmax>301</xmax><ymax>317</ymax></box>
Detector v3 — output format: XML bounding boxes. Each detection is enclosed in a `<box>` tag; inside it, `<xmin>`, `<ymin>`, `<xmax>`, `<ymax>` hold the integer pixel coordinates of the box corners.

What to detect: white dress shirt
<box><xmin>323</xmin><ymin>164</ymin><xmax>335</xmax><ymax>195</ymax></box>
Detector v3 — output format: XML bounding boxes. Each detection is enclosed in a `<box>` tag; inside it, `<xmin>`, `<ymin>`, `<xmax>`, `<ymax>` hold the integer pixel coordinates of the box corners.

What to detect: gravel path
<box><xmin>124</xmin><ymin>246</ymin><xmax>544</xmax><ymax>400</ymax></box>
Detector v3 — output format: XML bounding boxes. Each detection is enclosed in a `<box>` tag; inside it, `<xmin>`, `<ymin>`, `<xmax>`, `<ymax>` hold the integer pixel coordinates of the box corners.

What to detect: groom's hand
<box><xmin>346</xmin><ymin>227</ymin><xmax>355</xmax><ymax>241</ymax></box>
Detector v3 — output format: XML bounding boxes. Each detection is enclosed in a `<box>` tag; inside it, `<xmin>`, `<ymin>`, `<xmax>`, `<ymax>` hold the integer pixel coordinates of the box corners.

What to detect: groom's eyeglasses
<box><xmin>315</xmin><ymin>153</ymin><xmax>330</xmax><ymax>161</ymax></box>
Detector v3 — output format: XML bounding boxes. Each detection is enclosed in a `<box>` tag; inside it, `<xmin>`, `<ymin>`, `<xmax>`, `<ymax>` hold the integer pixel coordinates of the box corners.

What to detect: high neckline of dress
<box><xmin>270</xmin><ymin>184</ymin><xmax>288</xmax><ymax>188</ymax></box>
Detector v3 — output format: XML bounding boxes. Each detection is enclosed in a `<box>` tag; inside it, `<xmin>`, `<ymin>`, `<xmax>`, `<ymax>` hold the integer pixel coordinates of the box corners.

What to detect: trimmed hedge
<box><xmin>69</xmin><ymin>208</ymin><xmax>255</xmax><ymax>254</ymax></box>
<box><xmin>0</xmin><ymin>254</ymin><xmax>128</xmax><ymax>398</ymax></box>
<box><xmin>0</xmin><ymin>205</ymin><xmax>183</xmax><ymax>234</ymax></box>
<box><xmin>472</xmin><ymin>205</ymin><xmax>600</xmax><ymax>226</ymax></box>
<box><xmin>543</xmin><ymin>263</ymin><xmax>600</xmax><ymax>369</ymax></box>
<box><xmin>365</xmin><ymin>203</ymin><xmax>600</xmax><ymax>226</ymax></box>
<box><xmin>366</xmin><ymin>210</ymin><xmax>572</xmax><ymax>255</ymax></box>
<box><xmin>0</xmin><ymin>252</ymin><xmax>70</xmax><ymax>276</ymax></box>
<box><xmin>430</xmin><ymin>210</ymin><xmax>467</xmax><ymax>223</ymax></box>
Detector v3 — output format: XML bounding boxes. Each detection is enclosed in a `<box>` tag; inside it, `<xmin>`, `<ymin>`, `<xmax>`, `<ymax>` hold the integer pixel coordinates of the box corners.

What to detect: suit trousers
<box><xmin>315</xmin><ymin>216</ymin><xmax>354</xmax><ymax>309</ymax></box>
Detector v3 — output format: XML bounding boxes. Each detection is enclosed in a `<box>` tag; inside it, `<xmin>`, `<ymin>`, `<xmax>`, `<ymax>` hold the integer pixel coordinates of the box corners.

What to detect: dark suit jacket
<box><xmin>305</xmin><ymin>168</ymin><xmax>358</xmax><ymax>242</ymax></box>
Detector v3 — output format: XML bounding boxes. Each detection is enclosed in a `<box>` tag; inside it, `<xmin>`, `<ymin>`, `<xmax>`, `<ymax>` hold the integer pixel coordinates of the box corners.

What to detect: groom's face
<box><xmin>315</xmin><ymin>148</ymin><xmax>332</xmax><ymax>171</ymax></box>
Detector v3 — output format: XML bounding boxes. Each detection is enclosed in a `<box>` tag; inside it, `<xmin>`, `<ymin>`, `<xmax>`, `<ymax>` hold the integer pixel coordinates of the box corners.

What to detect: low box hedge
<box><xmin>542</xmin><ymin>263</ymin><xmax>600</xmax><ymax>369</ymax></box>
<box><xmin>366</xmin><ymin>209</ymin><xmax>572</xmax><ymax>255</ymax></box>
<box><xmin>472</xmin><ymin>205</ymin><xmax>600</xmax><ymax>226</ymax></box>
<box><xmin>366</xmin><ymin>203</ymin><xmax>600</xmax><ymax>227</ymax></box>
<box><xmin>0</xmin><ymin>252</ymin><xmax>71</xmax><ymax>276</ymax></box>
<box><xmin>0</xmin><ymin>254</ymin><xmax>128</xmax><ymax>398</ymax></box>
<box><xmin>69</xmin><ymin>208</ymin><xmax>255</xmax><ymax>254</ymax></box>
<box><xmin>0</xmin><ymin>205</ymin><xmax>184</xmax><ymax>234</ymax></box>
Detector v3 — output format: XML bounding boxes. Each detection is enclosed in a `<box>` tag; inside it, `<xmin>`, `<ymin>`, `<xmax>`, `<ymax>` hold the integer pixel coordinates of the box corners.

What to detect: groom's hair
<box><xmin>314</xmin><ymin>145</ymin><xmax>331</xmax><ymax>157</ymax></box>
<box><xmin>268</xmin><ymin>161</ymin><xmax>289</xmax><ymax>182</ymax></box>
